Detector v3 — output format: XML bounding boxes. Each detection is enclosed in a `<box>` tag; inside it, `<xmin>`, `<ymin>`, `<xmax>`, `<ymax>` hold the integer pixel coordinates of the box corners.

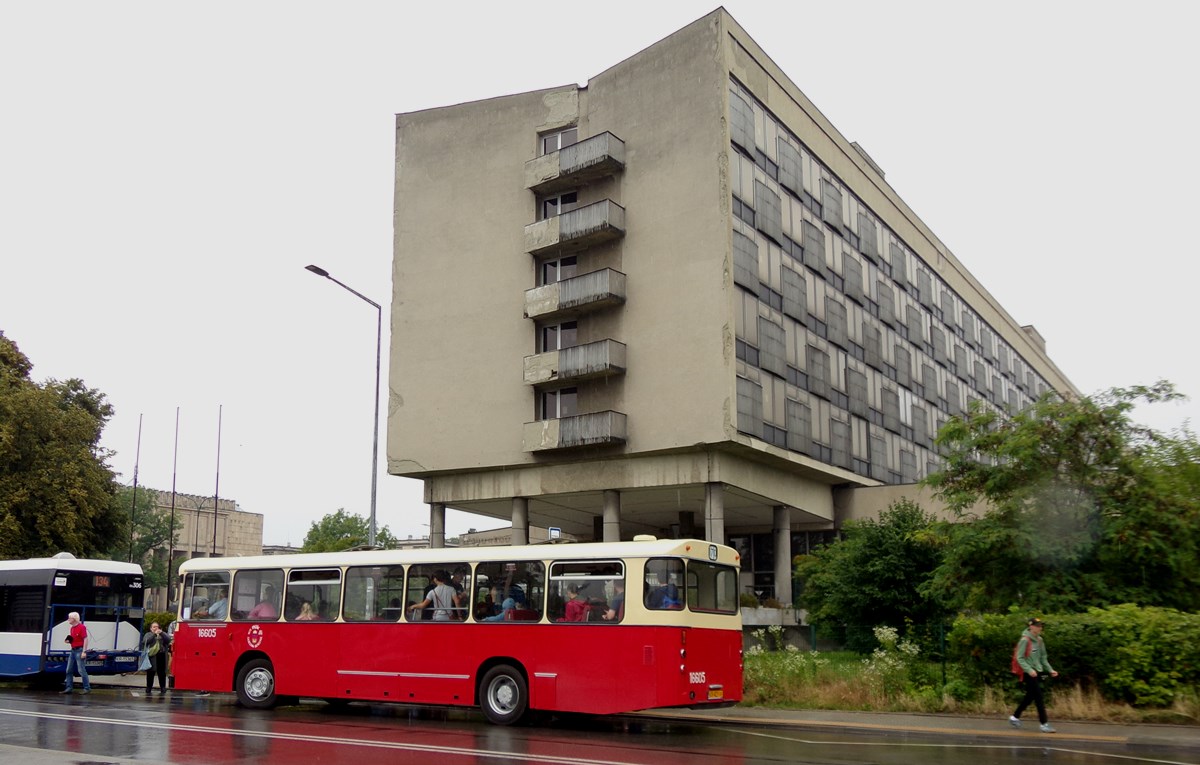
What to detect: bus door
<box><xmin>176</xmin><ymin>571</ymin><xmax>233</xmax><ymax>692</ymax></box>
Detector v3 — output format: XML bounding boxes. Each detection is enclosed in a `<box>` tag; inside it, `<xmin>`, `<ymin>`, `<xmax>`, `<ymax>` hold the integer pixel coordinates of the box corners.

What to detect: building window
<box><xmin>733</xmin><ymin>231</ymin><xmax>759</xmax><ymax>293</ymax></box>
<box><xmin>777</xmin><ymin>139</ymin><xmax>803</xmax><ymax>197</ymax></box>
<box><xmin>540</xmin><ymin>255</ymin><xmax>577</xmax><ymax>286</ymax></box>
<box><xmin>540</xmin><ymin>191</ymin><xmax>578</xmax><ymax>220</ymax></box>
<box><xmin>754</xmin><ymin>181</ymin><xmax>783</xmax><ymax>244</ymax></box>
<box><xmin>777</xmin><ymin>266</ymin><xmax>806</xmax><ymax>323</ymax></box>
<box><xmin>539</xmin><ymin>387</ymin><xmax>578</xmax><ymax>420</ymax></box>
<box><xmin>736</xmin><ymin>376</ymin><xmax>764</xmax><ymax>436</ymax></box>
<box><xmin>821</xmin><ymin>179</ymin><xmax>843</xmax><ymax>230</ymax></box>
<box><xmin>856</xmin><ymin>213</ymin><xmax>877</xmax><ymax>260</ymax></box>
<box><xmin>729</xmin><ymin>91</ymin><xmax>755</xmax><ymax>154</ymax></box>
<box><xmin>733</xmin><ymin>195</ymin><xmax>756</xmax><ymax>227</ymax></box>
<box><xmin>807</xmin><ymin>346</ymin><xmax>831</xmax><ymax>399</ymax></box>
<box><xmin>540</xmin><ymin>321</ymin><xmax>577</xmax><ymax>352</ymax></box>
<box><xmin>801</xmin><ymin>220</ymin><xmax>826</xmax><ymax>273</ymax></box>
<box><xmin>541</xmin><ymin>126</ymin><xmax>578</xmax><ymax>155</ymax></box>
<box><xmin>758</xmin><ymin>317</ymin><xmax>786</xmax><ymax>378</ymax></box>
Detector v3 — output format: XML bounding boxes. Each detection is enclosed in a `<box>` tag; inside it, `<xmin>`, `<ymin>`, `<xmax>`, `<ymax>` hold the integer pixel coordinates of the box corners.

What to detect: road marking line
<box><xmin>0</xmin><ymin>707</ymin><xmax>641</xmax><ymax>765</ymax></box>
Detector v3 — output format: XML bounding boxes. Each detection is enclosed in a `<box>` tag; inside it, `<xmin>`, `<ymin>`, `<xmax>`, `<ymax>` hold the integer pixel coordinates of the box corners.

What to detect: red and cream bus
<box><xmin>171</xmin><ymin>537</ymin><xmax>742</xmax><ymax>724</ymax></box>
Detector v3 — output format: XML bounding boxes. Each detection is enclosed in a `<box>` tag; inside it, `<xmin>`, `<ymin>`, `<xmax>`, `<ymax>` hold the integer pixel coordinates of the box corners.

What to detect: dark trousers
<box><xmin>1013</xmin><ymin>674</ymin><xmax>1047</xmax><ymax>724</ymax></box>
<box><xmin>145</xmin><ymin>652</ymin><xmax>168</xmax><ymax>692</ymax></box>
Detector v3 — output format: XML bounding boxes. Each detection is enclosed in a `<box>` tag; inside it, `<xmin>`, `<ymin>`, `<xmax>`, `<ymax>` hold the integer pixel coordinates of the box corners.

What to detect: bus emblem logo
<box><xmin>247</xmin><ymin>625</ymin><xmax>264</xmax><ymax>649</ymax></box>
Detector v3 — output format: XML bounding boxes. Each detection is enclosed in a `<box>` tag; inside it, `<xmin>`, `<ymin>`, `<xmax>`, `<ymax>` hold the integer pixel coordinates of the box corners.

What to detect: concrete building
<box><xmin>387</xmin><ymin>9</ymin><xmax>1075</xmax><ymax>603</ymax></box>
<box><xmin>144</xmin><ymin>490</ymin><xmax>262</xmax><ymax>610</ymax></box>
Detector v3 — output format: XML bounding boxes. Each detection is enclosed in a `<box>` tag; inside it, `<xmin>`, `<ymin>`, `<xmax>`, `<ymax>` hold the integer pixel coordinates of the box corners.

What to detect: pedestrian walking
<box><xmin>1009</xmin><ymin>617</ymin><xmax>1059</xmax><ymax>733</ymax></box>
<box><xmin>60</xmin><ymin>612</ymin><xmax>91</xmax><ymax>694</ymax></box>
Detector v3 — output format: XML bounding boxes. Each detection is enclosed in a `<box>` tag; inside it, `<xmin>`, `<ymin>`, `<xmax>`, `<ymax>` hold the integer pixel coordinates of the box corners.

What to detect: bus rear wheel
<box><xmin>479</xmin><ymin>665</ymin><xmax>528</xmax><ymax>725</ymax></box>
<box><xmin>235</xmin><ymin>659</ymin><xmax>277</xmax><ymax>709</ymax></box>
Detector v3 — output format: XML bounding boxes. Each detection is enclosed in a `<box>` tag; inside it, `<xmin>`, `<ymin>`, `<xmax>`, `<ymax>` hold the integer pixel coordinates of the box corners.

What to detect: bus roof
<box><xmin>0</xmin><ymin>557</ymin><xmax>143</xmax><ymax>575</ymax></box>
<box><xmin>178</xmin><ymin>538</ymin><xmax>741</xmax><ymax>574</ymax></box>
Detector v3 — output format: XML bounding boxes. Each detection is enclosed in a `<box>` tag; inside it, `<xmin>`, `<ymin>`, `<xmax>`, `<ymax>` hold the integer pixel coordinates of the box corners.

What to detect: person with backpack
<box><xmin>1009</xmin><ymin>617</ymin><xmax>1059</xmax><ymax>732</ymax></box>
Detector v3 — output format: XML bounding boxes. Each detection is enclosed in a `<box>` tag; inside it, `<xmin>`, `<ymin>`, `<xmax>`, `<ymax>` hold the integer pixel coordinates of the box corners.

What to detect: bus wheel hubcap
<box><xmin>490</xmin><ymin>680</ymin><xmax>515</xmax><ymax>711</ymax></box>
<box><xmin>246</xmin><ymin>669</ymin><xmax>272</xmax><ymax>699</ymax></box>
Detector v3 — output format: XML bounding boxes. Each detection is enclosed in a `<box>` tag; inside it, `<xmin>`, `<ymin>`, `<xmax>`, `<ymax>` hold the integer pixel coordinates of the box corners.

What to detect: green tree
<box><xmin>0</xmin><ymin>333</ymin><xmax>123</xmax><ymax>558</ymax></box>
<box><xmin>107</xmin><ymin>486</ymin><xmax>180</xmax><ymax>588</ymax></box>
<box><xmin>797</xmin><ymin>499</ymin><xmax>948</xmax><ymax>652</ymax></box>
<box><xmin>301</xmin><ymin>508</ymin><xmax>398</xmax><ymax>552</ymax></box>
<box><xmin>924</xmin><ymin>382</ymin><xmax>1200</xmax><ymax>613</ymax></box>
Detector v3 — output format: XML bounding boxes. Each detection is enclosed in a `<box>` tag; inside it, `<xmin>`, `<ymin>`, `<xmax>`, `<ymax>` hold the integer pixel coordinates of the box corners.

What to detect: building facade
<box><xmin>388</xmin><ymin>10</ymin><xmax>1075</xmax><ymax>602</ymax></box>
<box><xmin>143</xmin><ymin>490</ymin><xmax>262</xmax><ymax>610</ymax></box>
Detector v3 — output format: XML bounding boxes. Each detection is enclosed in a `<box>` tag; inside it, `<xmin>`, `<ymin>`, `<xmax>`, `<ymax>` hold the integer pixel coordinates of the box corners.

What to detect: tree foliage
<box><xmin>301</xmin><ymin>508</ymin><xmax>398</xmax><ymax>552</ymax></box>
<box><xmin>797</xmin><ymin>499</ymin><xmax>949</xmax><ymax>651</ymax></box>
<box><xmin>924</xmin><ymin>382</ymin><xmax>1200</xmax><ymax>613</ymax></box>
<box><xmin>0</xmin><ymin>333</ymin><xmax>123</xmax><ymax>558</ymax></box>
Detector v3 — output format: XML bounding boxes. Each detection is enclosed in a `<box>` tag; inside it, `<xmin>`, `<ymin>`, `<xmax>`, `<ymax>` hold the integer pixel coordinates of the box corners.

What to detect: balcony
<box><xmin>524</xmin><ymin>269</ymin><xmax>626</xmax><ymax>321</ymax></box>
<box><xmin>524</xmin><ymin>339</ymin><xmax>626</xmax><ymax>386</ymax></box>
<box><xmin>525</xmin><ymin>200</ymin><xmax>625</xmax><ymax>257</ymax></box>
<box><xmin>522</xmin><ymin>410</ymin><xmax>627</xmax><ymax>452</ymax></box>
<box><xmin>526</xmin><ymin>132</ymin><xmax>626</xmax><ymax>194</ymax></box>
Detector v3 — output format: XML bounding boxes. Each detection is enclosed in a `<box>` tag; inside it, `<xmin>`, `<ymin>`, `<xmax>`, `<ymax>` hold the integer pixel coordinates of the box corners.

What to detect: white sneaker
<box><xmin>1040</xmin><ymin>723</ymin><xmax>1056</xmax><ymax>733</ymax></box>
<box><xmin>1009</xmin><ymin>716</ymin><xmax>1021</xmax><ymax>728</ymax></box>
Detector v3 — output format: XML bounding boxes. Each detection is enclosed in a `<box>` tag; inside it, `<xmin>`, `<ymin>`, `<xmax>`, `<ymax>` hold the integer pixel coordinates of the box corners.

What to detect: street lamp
<box><xmin>305</xmin><ymin>264</ymin><xmax>382</xmax><ymax>548</ymax></box>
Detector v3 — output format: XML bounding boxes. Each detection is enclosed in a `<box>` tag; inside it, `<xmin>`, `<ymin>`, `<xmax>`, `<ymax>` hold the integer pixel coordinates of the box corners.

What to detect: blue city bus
<box><xmin>0</xmin><ymin>554</ymin><xmax>145</xmax><ymax>678</ymax></box>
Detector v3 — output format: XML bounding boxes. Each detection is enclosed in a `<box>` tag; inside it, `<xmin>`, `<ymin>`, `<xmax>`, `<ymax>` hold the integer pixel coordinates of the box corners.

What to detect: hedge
<box><xmin>947</xmin><ymin>604</ymin><xmax>1200</xmax><ymax>706</ymax></box>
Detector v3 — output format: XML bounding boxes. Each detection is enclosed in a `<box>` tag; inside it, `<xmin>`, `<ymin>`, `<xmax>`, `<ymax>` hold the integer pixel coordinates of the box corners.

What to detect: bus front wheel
<box><xmin>235</xmin><ymin>659</ymin><xmax>277</xmax><ymax>709</ymax></box>
<box><xmin>479</xmin><ymin>665</ymin><xmax>528</xmax><ymax>725</ymax></box>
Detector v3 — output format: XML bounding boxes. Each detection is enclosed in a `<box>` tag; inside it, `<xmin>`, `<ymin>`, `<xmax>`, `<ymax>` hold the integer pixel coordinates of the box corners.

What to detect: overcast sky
<box><xmin>3</xmin><ymin>1</ymin><xmax>1197</xmax><ymax>547</ymax></box>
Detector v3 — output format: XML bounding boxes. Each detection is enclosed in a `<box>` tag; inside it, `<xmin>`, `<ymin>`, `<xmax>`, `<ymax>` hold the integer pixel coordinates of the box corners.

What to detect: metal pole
<box><xmin>128</xmin><ymin>414</ymin><xmax>143</xmax><ymax>563</ymax></box>
<box><xmin>305</xmin><ymin>264</ymin><xmax>382</xmax><ymax>548</ymax></box>
<box><xmin>212</xmin><ymin>404</ymin><xmax>222</xmax><ymax>556</ymax></box>
<box><xmin>167</xmin><ymin>407</ymin><xmax>179</xmax><ymax>600</ymax></box>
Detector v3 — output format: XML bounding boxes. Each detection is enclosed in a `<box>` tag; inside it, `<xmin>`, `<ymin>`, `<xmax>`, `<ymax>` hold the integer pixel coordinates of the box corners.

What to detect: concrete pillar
<box><xmin>429</xmin><ymin>503</ymin><xmax>445</xmax><ymax>549</ymax></box>
<box><xmin>602</xmin><ymin>490</ymin><xmax>621</xmax><ymax>542</ymax></box>
<box><xmin>678</xmin><ymin>511</ymin><xmax>697</xmax><ymax>539</ymax></box>
<box><xmin>704</xmin><ymin>482</ymin><xmax>725</xmax><ymax>545</ymax></box>
<box><xmin>511</xmin><ymin>497</ymin><xmax>529</xmax><ymax>546</ymax></box>
<box><xmin>773</xmin><ymin>505</ymin><xmax>793</xmax><ymax>606</ymax></box>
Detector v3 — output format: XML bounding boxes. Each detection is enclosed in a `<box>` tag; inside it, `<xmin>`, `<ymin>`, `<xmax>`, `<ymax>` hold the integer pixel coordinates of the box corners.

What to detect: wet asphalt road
<box><xmin>0</xmin><ymin>685</ymin><xmax>1194</xmax><ymax>765</ymax></box>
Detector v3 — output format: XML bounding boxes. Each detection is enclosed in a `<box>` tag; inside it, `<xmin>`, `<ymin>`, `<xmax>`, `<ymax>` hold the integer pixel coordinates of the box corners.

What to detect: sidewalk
<box><xmin>635</xmin><ymin>705</ymin><xmax>1200</xmax><ymax>752</ymax></box>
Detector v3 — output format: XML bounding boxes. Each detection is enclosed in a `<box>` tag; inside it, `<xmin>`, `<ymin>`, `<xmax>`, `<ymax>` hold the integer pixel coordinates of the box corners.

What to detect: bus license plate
<box><xmin>707</xmin><ymin>688</ymin><xmax>723</xmax><ymax>700</ymax></box>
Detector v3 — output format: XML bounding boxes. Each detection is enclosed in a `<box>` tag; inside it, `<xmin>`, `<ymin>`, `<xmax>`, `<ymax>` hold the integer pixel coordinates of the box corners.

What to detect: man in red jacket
<box><xmin>61</xmin><ymin>612</ymin><xmax>91</xmax><ymax>694</ymax></box>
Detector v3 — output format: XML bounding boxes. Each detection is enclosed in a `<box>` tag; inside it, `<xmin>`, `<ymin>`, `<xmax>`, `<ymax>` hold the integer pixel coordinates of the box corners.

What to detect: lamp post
<box><xmin>305</xmin><ymin>264</ymin><xmax>382</xmax><ymax>548</ymax></box>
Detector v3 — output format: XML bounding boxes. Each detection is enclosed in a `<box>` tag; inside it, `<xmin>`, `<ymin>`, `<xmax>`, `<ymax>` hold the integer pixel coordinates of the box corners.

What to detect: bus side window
<box><xmin>185</xmin><ymin>571</ymin><xmax>231</xmax><ymax>620</ymax></box>
<box><xmin>547</xmin><ymin>561</ymin><xmax>623</xmax><ymax>623</ymax></box>
<box><xmin>344</xmin><ymin>566</ymin><xmax>405</xmax><ymax>622</ymax></box>
<box><xmin>286</xmin><ymin>569</ymin><xmax>341</xmax><ymax>622</ymax></box>
<box><xmin>644</xmin><ymin>559</ymin><xmax>684</xmax><ymax>610</ymax></box>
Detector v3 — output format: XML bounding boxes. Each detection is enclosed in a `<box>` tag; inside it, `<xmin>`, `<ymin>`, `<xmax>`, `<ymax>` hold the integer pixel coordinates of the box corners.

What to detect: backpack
<box><xmin>1011</xmin><ymin>637</ymin><xmax>1032</xmax><ymax>678</ymax></box>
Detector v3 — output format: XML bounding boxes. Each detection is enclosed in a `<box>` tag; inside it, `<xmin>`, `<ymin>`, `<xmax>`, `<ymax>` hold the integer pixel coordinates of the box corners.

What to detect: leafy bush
<box><xmin>946</xmin><ymin>605</ymin><xmax>1200</xmax><ymax>707</ymax></box>
<box><xmin>144</xmin><ymin>611</ymin><xmax>176</xmax><ymax>630</ymax></box>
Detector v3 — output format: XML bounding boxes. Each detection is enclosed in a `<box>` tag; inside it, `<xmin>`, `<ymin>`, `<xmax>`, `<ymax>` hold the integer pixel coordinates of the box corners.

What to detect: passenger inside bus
<box><xmin>409</xmin><ymin>570</ymin><xmax>458</xmax><ymax>621</ymax></box>
<box><xmin>481</xmin><ymin>586</ymin><xmax>516</xmax><ymax>622</ymax></box>
<box><xmin>295</xmin><ymin>601</ymin><xmax>318</xmax><ymax>620</ymax></box>
<box><xmin>602</xmin><ymin>580</ymin><xmax>625</xmax><ymax>621</ymax></box>
<box><xmin>248</xmin><ymin>585</ymin><xmax>279</xmax><ymax>620</ymax></box>
<box><xmin>646</xmin><ymin>571</ymin><xmax>682</xmax><ymax>610</ymax></box>
<box><xmin>557</xmin><ymin>584</ymin><xmax>589</xmax><ymax>622</ymax></box>
<box><xmin>194</xmin><ymin>589</ymin><xmax>228</xmax><ymax>619</ymax></box>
